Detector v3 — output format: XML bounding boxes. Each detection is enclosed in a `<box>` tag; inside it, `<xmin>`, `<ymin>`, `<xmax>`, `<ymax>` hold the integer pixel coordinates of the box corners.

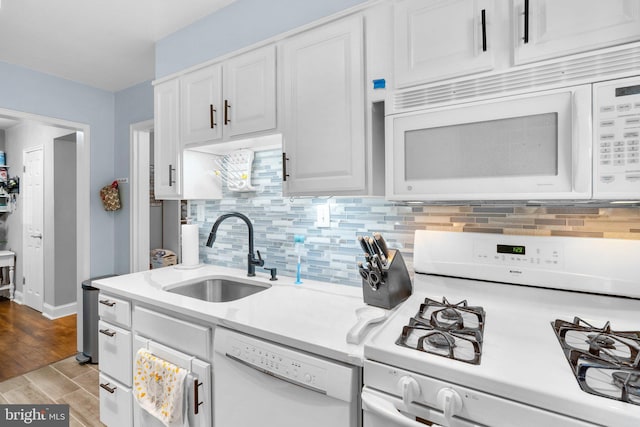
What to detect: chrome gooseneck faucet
<box><xmin>206</xmin><ymin>212</ymin><xmax>264</xmax><ymax>276</ymax></box>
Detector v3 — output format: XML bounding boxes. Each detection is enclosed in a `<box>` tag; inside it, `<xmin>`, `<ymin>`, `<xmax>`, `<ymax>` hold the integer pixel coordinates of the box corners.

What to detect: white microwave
<box><xmin>386</xmin><ymin>76</ymin><xmax>640</xmax><ymax>202</ymax></box>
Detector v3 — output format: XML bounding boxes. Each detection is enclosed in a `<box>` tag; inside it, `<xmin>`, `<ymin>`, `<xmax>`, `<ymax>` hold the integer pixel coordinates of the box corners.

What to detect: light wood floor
<box><xmin>0</xmin><ymin>298</ymin><xmax>103</xmax><ymax>426</ymax></box>
<box><xmin>0</xmin><ymin>298</ymin><xmax>78</xmax><ymax>381</ymax></box>
<box><xmin>0</xmin><ymin>356</ymin><xmax>104</xmax><ymax>427</ymax></box>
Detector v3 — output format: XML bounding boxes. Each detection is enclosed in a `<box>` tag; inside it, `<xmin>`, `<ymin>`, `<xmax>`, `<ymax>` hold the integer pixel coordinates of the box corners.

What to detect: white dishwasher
<box><xmin>213</xmin><ymin>326</ymin><xmax>361</xmax><ymax>427</ymax></box>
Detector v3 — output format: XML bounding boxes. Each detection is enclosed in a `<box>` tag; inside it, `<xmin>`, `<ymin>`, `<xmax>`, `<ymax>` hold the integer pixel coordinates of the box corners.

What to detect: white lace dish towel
<box><xmin>134</xmin><ymin>348</ymin><xmax>188</xmax><ymax>427</ymax></box>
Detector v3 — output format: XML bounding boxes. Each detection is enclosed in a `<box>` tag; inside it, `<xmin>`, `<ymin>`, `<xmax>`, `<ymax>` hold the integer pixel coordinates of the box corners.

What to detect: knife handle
<box><xmin>367</xmin><ymin>236</ymin><xmax>382</xmax><ymax>259</ymax></box>
<box><xmin>373</xmin><ymin>232</ymin><xmax>389</xmax><ymax>258</ymax></box>
<box><xmin>358</xmin><ymin>235</ymin><xmax>373</xmax><ymax>256</ymax></box>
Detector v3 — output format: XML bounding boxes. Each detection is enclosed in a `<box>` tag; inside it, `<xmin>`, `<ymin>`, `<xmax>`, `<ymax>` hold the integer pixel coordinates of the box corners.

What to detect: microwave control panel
<box><xmin>594</xmin><ymin>76</ymin><xmax>640</xmax><ymax>199</ymax></box>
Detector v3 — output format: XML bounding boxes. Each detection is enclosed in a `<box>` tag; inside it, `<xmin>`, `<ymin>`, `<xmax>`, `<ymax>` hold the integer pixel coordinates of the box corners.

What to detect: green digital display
<box><xmin>497</xmin><ymin>244</ymin><xmax>526</xmax><ymax>255</ymax></box>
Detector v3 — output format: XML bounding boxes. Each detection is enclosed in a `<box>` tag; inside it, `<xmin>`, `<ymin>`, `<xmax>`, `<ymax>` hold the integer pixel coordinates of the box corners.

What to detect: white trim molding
<box><xmin>42</xmin><ymin>301</ymin><xmax>77</xmax><ymax>320</ymax></box>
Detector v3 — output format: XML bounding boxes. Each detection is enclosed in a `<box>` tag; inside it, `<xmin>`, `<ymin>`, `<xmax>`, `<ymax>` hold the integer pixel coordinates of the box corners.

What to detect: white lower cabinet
<box><xmin>132</xmin><ymin>335</ymin><xmax>212</xmax><ymax>427</ymax></box>
<box><xmin>99</xmin><ymin>373</ymin><xmax>132</xmax><ymax>427</ymax></box>
<box><xmin>99</xmin><ymin>301</ymin><xmax>214</xmax><ymax>427</ymax></box>
<box><xmin>98</xmin><ymin>320</ymin><xmax>132</xmax><ymax>385</ymax></box>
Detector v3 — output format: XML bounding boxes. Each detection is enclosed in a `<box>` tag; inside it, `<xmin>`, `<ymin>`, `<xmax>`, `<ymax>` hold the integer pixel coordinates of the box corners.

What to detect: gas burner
<box><xmin>587</xmin><ymin>334</ymin><xmax>617</xmax><ymax>352</ymax></box>
<box><xmin>426</xmin><ymin>331</ymin><xmax>455</xmax><ymax>348</ymax></box>
<box><xmin>416</xmin><ymin>297</ymin><xmax>485</xmax><ymax>333</ymax></box>
<box><xmin>396</xmin><ymin>297</ymin><xmax>485</xmax><ymax>365</ymax></box>
<box><xmin>552</xmin><ymin>317</ymin><xmax>640</xmax><ymax>406</ymax></box>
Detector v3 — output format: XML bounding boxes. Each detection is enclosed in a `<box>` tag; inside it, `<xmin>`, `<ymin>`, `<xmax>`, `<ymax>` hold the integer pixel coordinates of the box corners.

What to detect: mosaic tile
<box><xmin>190</xmin><ymin>149</ymin><xmax>640</xmax><ymax>287</ymax></box>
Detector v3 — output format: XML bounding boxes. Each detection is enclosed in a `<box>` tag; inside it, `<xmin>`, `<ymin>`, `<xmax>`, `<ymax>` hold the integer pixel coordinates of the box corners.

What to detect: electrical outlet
<box><xmin>197</xmin><ymin>204</ymin><xmax>205</xmax><ymax>222</ymax></box>
<box><xmin>316</xmin><ymin>204</ymin><xmax>331</xmax><ymax>228</ymax></box>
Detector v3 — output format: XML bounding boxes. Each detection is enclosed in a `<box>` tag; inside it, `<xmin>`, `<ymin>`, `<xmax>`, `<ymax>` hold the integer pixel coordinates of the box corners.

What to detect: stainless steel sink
<box><xmin>164</xmin><ymin>276</ymin><xmax>270</xmax><ymax>302</ymax></box>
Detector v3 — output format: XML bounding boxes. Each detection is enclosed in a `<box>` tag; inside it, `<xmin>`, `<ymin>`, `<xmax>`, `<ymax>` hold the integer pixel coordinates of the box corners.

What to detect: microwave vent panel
<box><xmin>392</xmin><ymin>42</ymin><xmax>640</xmax><ymax>113</ymax></box>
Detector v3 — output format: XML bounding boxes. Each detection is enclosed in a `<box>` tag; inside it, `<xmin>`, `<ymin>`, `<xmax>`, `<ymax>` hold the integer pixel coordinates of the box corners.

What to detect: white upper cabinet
<box><xmin>154</xmin><ymin>79</ymin><xmax>182</xmax><ymax>199</ymax></box>
<box><xmin>394</xmin><ymin>0</ymin><xmax>495</xmax><ymax>88</ymax></box>
<box><xmin>180</xmin><ymin>64</ymin><xmax>223</xmax><ymax>144</ymax></box>
<box><xmin>513</xmin><ymin>0</ymin><xmax>640</xmax><ymax>65</ymax></box>
<box><xmin>281</xmin><ymin>15</ymin><xmax>366</xmax><ymax>196</ymax></box>
<box><xmin>224</xmin><ymin>45</ymin><xmax>277</xmax><ymax>138</ymax></box>
<box><xmin>180</xmin><ymin>45</ymin><xmax>277</xmax><ymax>146</ymax></box>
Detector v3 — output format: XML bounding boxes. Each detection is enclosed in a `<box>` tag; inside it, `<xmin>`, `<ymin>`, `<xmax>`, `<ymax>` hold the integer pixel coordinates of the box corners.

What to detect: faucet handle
<box><xmin>255</xmin><ymin>250</ymin><xmax>265</xmax><ymax>266</ymax></box>
<box><xmin>264</xmin><ymin>267</ymin><xmax>277</xmax><ymax>281</ymax></box>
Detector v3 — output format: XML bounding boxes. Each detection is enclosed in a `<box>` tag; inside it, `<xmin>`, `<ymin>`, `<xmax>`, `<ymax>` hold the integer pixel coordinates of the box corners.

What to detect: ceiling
<box><xmin>0</xmin><ymin>0</ymin><xmax>236</xmax><ymax>92</ymax></box>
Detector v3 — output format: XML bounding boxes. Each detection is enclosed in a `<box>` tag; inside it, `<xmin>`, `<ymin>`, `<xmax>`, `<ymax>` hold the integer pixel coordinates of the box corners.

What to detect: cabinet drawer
<box><xmin>99</xmin><ymin>320</ymin><xmax>132</xmax><ymax>386</ymax></box>
<box><xmin>98</xmin><ymin>294</ymin><xmax>131</xmax><ymax>328</ymax></box>
<box><xmin>99</xmin><ymin>373</ymin><xmax>132</xmax><ymax>427</ymax></box>
<box><xmin>133</xmin><ymin>306</ymin><xmax>211</xmax><ymax>361</ymax></box>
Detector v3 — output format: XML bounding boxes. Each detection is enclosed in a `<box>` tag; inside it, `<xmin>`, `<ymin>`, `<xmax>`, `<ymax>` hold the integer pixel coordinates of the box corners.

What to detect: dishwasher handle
<box><xmin>362</xmin><ymin>388</ymin><xmax>442</xmax><ymax>427</ymax></box>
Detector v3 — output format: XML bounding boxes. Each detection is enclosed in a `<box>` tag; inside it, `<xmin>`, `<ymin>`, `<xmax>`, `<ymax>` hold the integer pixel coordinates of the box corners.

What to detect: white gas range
<box><xmin>363</xmin><ymin>230</ymin><xmax>640</xmax><ymax>427</ymax></box>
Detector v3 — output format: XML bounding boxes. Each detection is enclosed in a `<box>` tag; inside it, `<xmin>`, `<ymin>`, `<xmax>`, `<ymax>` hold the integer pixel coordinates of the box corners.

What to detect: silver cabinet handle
<box><xmin>30</xmin><ymin>234</ymin><xmax>43</xmax><ymax>239</ymax></box>
<box><xmin>99</xmin><ymin>299</ymin><xmax>116</xmax><ymax>307</ymax></box>
<box><xmin>99</xmin><ymin>328</ymin><xmax>116</xmax><ymax>337</ymax></box>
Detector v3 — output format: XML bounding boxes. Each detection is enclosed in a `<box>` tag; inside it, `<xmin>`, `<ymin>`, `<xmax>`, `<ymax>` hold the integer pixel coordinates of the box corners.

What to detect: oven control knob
<box><xmin>397</xmin><ymin>376</ymin><xmax>420</xmax><ymax>408</ymax></box>
<box><xmin>437</xmin><ymin>388</ymin><xmax>463</xmax><ymax>420</ymax></box>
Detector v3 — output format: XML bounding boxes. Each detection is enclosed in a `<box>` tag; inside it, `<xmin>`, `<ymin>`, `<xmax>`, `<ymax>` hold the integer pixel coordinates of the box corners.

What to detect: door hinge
<box><xmin>23</xmin><ymin>165</ymin><xmax>26</xmax><ymax>173</ymax></box>
<box><xmin>22</xmin><ymin>277</ymin><xmax>25</xmax><ymax>285</ymax></box>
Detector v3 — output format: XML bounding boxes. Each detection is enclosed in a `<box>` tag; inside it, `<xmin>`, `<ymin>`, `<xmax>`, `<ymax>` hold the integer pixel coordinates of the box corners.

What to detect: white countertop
<box><xmin>93</xmin><ymin>264</ymin><xmax>386</xmax><ymax>366</ymax></box>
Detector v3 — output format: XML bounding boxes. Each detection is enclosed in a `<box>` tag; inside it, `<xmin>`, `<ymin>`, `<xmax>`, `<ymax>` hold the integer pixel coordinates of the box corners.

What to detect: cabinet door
<box><xmin>98</xmin><ymin>320</ymin><xmax>132</xmax><ymax>386</ymax></box>
<box><xmin>154</xmin><ymin>79</ymin><xmax>182</xmax><ymax>199</ymax></box>
<box><xmin>282</xmin><ymin>15</ymin><xmax>366</xmax><ymax>195</ymax></box>
<box><xmin>394</xmin><ymin>0</ymin><xmax>494</xmax><ymax>88</ymax></box>
<box><xmin>224</xmin><ymin>45</ymin><xmax>277</xmax><ymax>138</ymax></box>
<box><xmin>180</xmin><ymin>64</ymin><xmax>223</xmax><ymax>145</ymax></box>
<box><xmin>514</xmin><ymin>0</ymin><xmax>640</xmax><ymax>64</ymax></box>
<box><xmin>99</xmin><ymin>374</ymin><xmax>132</xmax><ymax>427</ymax></box>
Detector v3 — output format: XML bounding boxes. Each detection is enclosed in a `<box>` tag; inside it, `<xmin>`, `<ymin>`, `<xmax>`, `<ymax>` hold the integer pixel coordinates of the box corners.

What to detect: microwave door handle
<box><xmin>481</xmin><ymin>9</ymin><xmax>487</xmax><ymax>52</ymax></box>
<box><xmin>362</xmin><ymin>389</ymin><xmax>430</xmax><ymax>427</ymax></box>
<box><xmin>572</xmin><ymin>87</ymin><xmax>591</xmax><ymax>194</ymax></box>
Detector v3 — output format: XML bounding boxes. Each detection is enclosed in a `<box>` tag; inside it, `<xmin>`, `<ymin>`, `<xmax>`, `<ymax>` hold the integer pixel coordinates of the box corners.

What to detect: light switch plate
<box><xmin>316</xmin><ymin>204</ymin><xmax>331</xmax><ymax>228</ymax></box>
<box><xmin>197</xmin><ymin>204</ymin><xmax>205</xmax><ymax>222</ymax></box>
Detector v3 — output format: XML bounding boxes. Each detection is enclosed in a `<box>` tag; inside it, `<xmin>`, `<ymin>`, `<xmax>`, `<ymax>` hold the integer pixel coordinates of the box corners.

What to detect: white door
<box><xmin>282</xmin><ymin>15</ymin><xmax>366</xmax><ymax>196</ymax></box>
<box><xmin>513</xmin><ymin>0</ymin><xmax>640</xmax><ymax>64</ymax></box>
<box><xmin>23</xmin><ymin>147</ymin><xmax>45</xmax><ymax>311</ymax></box>
<box><xmin>394</xmin><ymin>0</ymin><xmax>495</xmax><ymax>88</ymax></box>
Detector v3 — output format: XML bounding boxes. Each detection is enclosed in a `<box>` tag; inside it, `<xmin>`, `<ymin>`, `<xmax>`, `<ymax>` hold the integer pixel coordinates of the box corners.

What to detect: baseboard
<box><xmin>43</xmin><ymin>301</ymin><xmax>77</xmax><ymax>319</ymax></box>
<box><xmin>12</xmin><ymin>291</ymin><xmax>24</xmax><ymax>304</ymax></box>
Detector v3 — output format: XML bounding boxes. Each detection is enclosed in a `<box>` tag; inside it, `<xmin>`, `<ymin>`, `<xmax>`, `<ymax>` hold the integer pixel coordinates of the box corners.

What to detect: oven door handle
<box><xmin>362</xmin><ymin>388</ymin><xmax>437</xmax><ymax>427</ymax></box>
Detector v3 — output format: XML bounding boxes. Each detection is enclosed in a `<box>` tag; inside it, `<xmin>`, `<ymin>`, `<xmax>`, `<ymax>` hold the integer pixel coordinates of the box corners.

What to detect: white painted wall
<box><xmin>4</xmin><ymin>121</ymin><xmax>76</xmax><ymax>307</ymax></box>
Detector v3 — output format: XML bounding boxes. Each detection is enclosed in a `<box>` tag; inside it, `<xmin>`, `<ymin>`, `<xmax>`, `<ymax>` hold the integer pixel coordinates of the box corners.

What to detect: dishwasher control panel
<box><xmin>223</xmin><ymin>333</ymin><xmax>328</xmax><ymax>393</ymax></box>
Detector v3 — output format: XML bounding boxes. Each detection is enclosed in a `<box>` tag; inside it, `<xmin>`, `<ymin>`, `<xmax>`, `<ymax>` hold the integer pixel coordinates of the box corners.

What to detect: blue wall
<box><xmin>0</xmin><ymin>60</ymin><xmax>116</xmax><ymax>276</ymax></box>
<box><xmin>114</xmin><ymin>81</ymin><xmax>154</xmax><ymax>274</ymax></box>
<box><xmin>155</xmin><ymin>0</ymin><xmax>367</xmax><ymax>78</ymax></box>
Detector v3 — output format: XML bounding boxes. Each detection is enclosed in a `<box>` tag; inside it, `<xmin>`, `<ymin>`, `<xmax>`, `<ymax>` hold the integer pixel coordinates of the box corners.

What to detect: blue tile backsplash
<box><xmin>189</xmin><ymin>149</ymin><xmax>640</xmax><ymax>287</ymax></box>
<box><xmin>190</xmin><ymin>149</ymin><xmax>415</xmax><ymax>287</ymax></box>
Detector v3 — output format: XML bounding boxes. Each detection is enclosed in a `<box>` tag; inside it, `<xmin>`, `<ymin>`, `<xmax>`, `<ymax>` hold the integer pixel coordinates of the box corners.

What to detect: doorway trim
<box><xmin>0</xmin><ymin>107</ymin><xmax>90</xmax><ymax>349</ymax></box>
<box><xmin>130</xmin><ymin>119</ymin><xmax>154</xmax><ymax>273</ymax></box>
